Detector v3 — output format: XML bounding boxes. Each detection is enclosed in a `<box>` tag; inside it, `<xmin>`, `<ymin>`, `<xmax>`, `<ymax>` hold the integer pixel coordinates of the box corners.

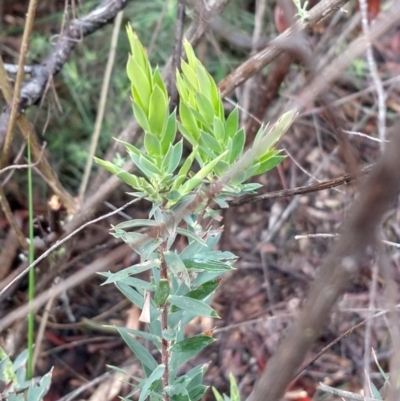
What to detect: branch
<box><xmin>225</xmin><ymin>165</ymin><xmax>373</xmax><ymax>208</ymax></box>
<box><xmin>218</xmin><ymin>0</ymin><xmax>350</xmax><ymax>97</ymax></box>
<box><xmin>11</xmin><ymin>0</ymin><xmax>131</xmax><ymax>112</ymax></box>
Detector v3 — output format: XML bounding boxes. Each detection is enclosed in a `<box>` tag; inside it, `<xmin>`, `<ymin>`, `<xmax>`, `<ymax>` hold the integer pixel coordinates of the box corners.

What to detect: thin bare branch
<box><xmin>78</xmin><ymin>10</ymin><xmax>124</xmax><ymax>201</ymax></box>
<box><xmin>218</xmin><ymin>0</ymin><xmax>350</xmax><ymax>97</ymax></box>
<box><xmin>0</xmin><ymin>0</ymin><xmax>38</xmax><ymax>165</ymax></box>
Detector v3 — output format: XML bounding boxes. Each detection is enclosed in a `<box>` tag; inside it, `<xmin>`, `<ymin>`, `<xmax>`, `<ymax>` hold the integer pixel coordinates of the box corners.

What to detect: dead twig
<box><xmin>218</xmin><ymin>0</ymin><xmax>350</xmax><ymax>97</ymax></box>
<box><xmin>225</xmin><ymin>164</ymin><xmax>373</xmax><ymax>208</ymax></box>
<box><xmin>0</xmin><ymin>0</ymin><xmax>38</xmax><ymax>165</ymax></box>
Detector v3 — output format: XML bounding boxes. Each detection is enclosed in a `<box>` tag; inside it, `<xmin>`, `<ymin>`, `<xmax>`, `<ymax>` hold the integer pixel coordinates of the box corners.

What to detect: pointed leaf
<box><xmin>225</xmin><ymin>108</ymin><xmax>239</xmax><ymax>138</ymax></box>
<box><xmin>117</xmin><ymin>327</ymin><xmax>158</xmax><ymax>371</ymax></box>
<box><xmin>132</xmin><ymin>101</ymin><xmax>151</xmax><ymax>132</ymax></box>
<box><xmin>154</xmin><ymin>279</ymin><xmax>170</xmax><ymax>307</ymax></box>
<box><xmin>164</xmin><ymin>251</ymin><xmax>190</xmax><ymax>287</ymax></box>
<box><xmin>179</xmin><ymin>151</ymin><xmax>228</xmax><ymax>194</ymax></box>
<box><xmin>127</xmin><ymin>58</ymin><xmax>151</xmax><ymax>114</ymax></box>
<box><xmin>149</xmin><ymin>85</ymin><xmax>168</xmax><ymax>137</ymax></box>
<box><xmin>162</xmin><ymin>140</ymin><xmax>182</xmax><ymax>174</ymax></box>
<box><xmin>101</xmin><ymin>260</ymin><xmax>157</xmax><ymax>284</ymax></box>
<box><xmin>152</xmin><ymin>67</ymin><xmax>168</xmax><ymax>99</ymax></box>
<box><xmin>179</xmin><ymin>101</ymin><xmax>200</xmax><ymax>141</ymax></box>
<box><xmin>229</xmin><ymin>128</ymin><xmax>245</xmax><ymax>163</ymax></box>
<box><xmin>253</xmin><ymin>155</ymin><xmax>285</xmax><ymax>176</ymax></box>
<box><xmin>171</xmin><ymin>334</ymin><xmax>215</xmax><ymax>352</ymax></box>
<box><xmin>196</xmin><ymin>92</ymin><xmax>214</xmax><ymax>125</ymax></box>
<box><xmin>161</xmin><ymin>111</ymin><xmax>177</xmax><ymax>154</ymax></box>
<box><xmin>213</xmin><ymin>116</ymin><xmax>226</xmax><ymax>144</ymax></box>
<box><xmin>144</xmin><ymin>132</ymin><xmax>162</xmax><ymax>157</ymax></box>
<box><xmin>180</xmin><ymin>60</ymin><xmax>198</xmax><ymax>91</ymax></box>
<box><xmin>200</xmin><ymin>131</ymin><xmax>222</xmax><ymax>154</ymax></box>
<box><xmin>182</xmin><ymin>258</ymin><xmax>233</xmax><ymax>273</ymax></box>
<box><xmin>168</xmin><ymin>295</ymin><xmax>219</xmax><ymax>318</ymax></box>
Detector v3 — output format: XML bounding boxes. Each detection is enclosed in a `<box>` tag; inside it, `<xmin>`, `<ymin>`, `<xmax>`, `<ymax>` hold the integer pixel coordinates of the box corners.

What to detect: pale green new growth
<box><xmin>292</xmin><ymin>0</ymin><xmax>309</xmax><ymax>21</ymax></box>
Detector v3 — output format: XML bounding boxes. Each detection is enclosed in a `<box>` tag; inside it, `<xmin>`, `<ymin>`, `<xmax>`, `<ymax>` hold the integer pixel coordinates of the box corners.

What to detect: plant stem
<box><xmin>27</xmin><ymin>134</ymin><xmax>35</xmax><ymax>379</ymax></box>
<box><xmin>160</xmin><ymin>251</ymin><xmax>170</xmax><ymax>401</ymax></box>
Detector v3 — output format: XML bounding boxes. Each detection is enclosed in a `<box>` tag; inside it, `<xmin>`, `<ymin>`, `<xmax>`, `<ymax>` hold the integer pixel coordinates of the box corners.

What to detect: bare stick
<box><xmin>218</xmin><ymin>0</ymin><xmax>350</xmax><ymax>97</ymax></box>
<box><xmin>78</xmin><ymin>10</ymin><xmax>124</xmax><ymax>200</ymax></box>
<box><xmin>0</xmin><ymin>0</ymin><xmax>38</xmax><ymax>166</ymax></box>
<box><xmin>358</xmin><ymin>0</ymin><xmax>386</xmax><ymax>151</ymax></box>
<box><xmin>225</xmin><ymin>164</ymin><xmax>373</xmax><ymax>208</ymax></box>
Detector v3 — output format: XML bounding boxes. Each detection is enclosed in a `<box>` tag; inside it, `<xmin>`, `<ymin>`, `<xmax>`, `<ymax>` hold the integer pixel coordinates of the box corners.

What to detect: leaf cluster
<box><xmin>0</xmin><ymin>348</ymin><xmax>52</xmax><ymax>401</ymax></box>
<box><xmin>95</xmin><ymin>26</ymin><xmax>296</xmax><ymax>207</ymax></box>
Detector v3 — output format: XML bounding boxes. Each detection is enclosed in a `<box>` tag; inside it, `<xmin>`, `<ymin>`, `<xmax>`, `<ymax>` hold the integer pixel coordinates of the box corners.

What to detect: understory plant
<box><xmin>95</xmin><ymin>25</ymin><xmax>296</xmax><ymax>401</ymax></box>
<box><xmin>0</xmin><ymin>347</ymin><xmax>52</xmax><ymax>401</ymax></box>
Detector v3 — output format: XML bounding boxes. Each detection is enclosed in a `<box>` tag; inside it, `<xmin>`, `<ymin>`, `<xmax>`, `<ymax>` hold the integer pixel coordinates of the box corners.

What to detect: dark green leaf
<box><xmin>166</xmin><ymin>384</ymin><xmax>190</xmax><ymax>401</ymax></box>
<box><xmin>154</xmin><ymin>279</ymin><xmax>170</xmax><ymax>307</ymax></box>
<box><xmin>171</xmin><ymin>334</ymin><xmax>215</xmax><ymax>352</ymax></box>
<box><xmin>183</xmin><ymin>258</ymin><xmax>233</xmax><ymax>273</ymax></box>
<box><xmin>168</xmin><ymin>295</ymin><xmax>219</xmax><ymax>318</ymax></box>
<box><xmin>170</xmin><ymin>280</ymin><xmax>218</xmax><ymax>312</ymax></box>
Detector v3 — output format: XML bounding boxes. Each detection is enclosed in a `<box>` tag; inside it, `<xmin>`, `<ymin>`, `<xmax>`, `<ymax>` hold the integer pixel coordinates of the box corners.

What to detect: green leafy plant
<box><xmin>212</xmin><ymin>374</ymin><xmax>241</xmax><ymax>401</ymax></box>
<box><xmin>0</xmin><ymin>347</ymin><xmax>52</xmax><ymax>401</ymax></box>
<box><xmin>95</xmin><ymin>25</ymin><xmax>296</xmax><ymax>401</ymax></box>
